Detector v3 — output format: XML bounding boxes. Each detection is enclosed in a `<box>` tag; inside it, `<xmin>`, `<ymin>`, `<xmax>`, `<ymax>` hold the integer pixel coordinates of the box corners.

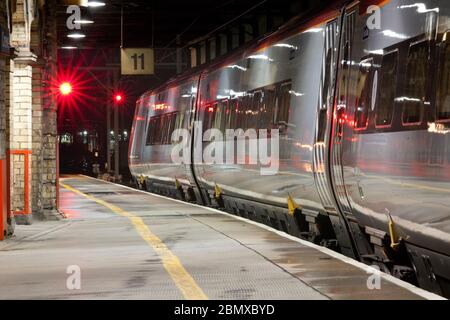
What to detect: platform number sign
<box><xmin>121</xmin><ymin>48</ymin><xmax>154</xmax><ymax>75</ymax></box>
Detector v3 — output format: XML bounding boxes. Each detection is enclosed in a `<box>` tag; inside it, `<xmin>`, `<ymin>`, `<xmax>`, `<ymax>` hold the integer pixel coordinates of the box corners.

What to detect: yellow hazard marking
<box><xmin>60</xmin><ymin>181</ymin><xmax>208</xmax><ymax>300</ymax></box>
<box><xmin>214</xmin><ymin>184</ymin><xmax>222</xmax><ymax>199</ymax></box>
<box><xmin>386</xmin><ymin>211</ymin><xmax>400</xmax><ymax>251</ymax></box>
<box><xmin>287</xmin><ymin>194</ymin><xmax>300</xmax><ymax>216</ymax></box>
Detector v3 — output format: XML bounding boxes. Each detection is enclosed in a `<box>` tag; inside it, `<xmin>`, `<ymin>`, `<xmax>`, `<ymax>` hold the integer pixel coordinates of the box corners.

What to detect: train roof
<box><xmin>137</xmin><ymin>0</ymin><xmax>383</xmax><ymax>101</ymax></box>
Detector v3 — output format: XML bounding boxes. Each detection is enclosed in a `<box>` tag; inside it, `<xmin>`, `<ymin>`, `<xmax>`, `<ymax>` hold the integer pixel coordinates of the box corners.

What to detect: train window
<box><xmin>338</xmin><ymin>41</ymin><xmax>350</xmax><ymax>105</ymax></box>
<box><xmin>156</xmin><ymin>116</ymin><xmax>165</xmax><ymax>144</ymax></box>
<box><xmin>237</xmin><ymin>95</ymin><xmax>251</xmax><ymax>130</ymax></box>
<box><xmin>376</xmin><ymin>50</ymin><xmax>398</xmax><ymax>127</ymax></box>
<box><xmin>260</xmin><ymin>85</ymin><xmax>276</xmax><ymax>130</ymax></box>
<box><xmin>275</xmin><ymin>83</ymin><xmax>292</xmax><ymax>135</ymax></box>
<box><xmin>175</xmin><ymin>111</ymin><xmax>185</xmax><ymax>131</ymax></box>
<box><xmin>172</xmin><ymin>112</ymin><xmax>184</xmax><ymax>143</ymax></box>
<box><xmin>236</xmin><ymin>98</ymin><xmax>244</xmax><ymax>130</ymax></box>
<box><xmin>226</xmin><ymin>99</ymin><xmax>238</xmax><ymax>129</ymax></box>
<box><xmin>213</xmin><ymin>101</ymin><xmax>227</xmax><ymax>133</ymax></box>
<box><xmin>166</xmin><ymin>112</ymin><xmax>178</xmax><ymax>144</ymax></box>
<box><xmin>146</xmin><ymin>116</ymin><xmax>160</xmax><ymax>145</ymax></box>
<box><xmin>402</xmin><ymin>40</ymin><xmax>430</xmax><ymax>125</ymax></box>
<box><xmin>355</xmin><ymin>58</ymin><xmax>374</xmax><ymax>129</ymax></box>
<box><xmin>160</xmin><ymin>114</ymin><xmax>169</xmax><ymax>144</ymax></box>
<box><xmin>145</xmin><ymin>117</ymin><xmax>152</xmax><ymax>145</ymax></box>
<box><xmin>204</xmin><ymin>104</ymin><xmax>216</xmax><ymax>134</ymax></box>
<box><xmin>160</xmin><ymin>114</ymin><xmax>167</xmax><ymax>144</ymax></box>
<box><xmin>437</xmin><ymin>32</ymin><xmax>450</xmax><ymax>121</ymax></box>
<box><xmin>322</xmin><ymin>48</ymin><xmax>332</xmax><ymax>109</ymax></box>
<box><xmin>248</xmin><ymin>91</ymin><xmax>262</xmax><ymax>130</ymax></box>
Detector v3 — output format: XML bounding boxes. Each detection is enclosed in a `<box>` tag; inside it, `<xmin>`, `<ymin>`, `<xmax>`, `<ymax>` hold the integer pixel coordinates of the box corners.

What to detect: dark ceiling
<box><xmin>57</xmin><ymin>0</ymin><xmax>326</xmax><ymax>49</ymax></box>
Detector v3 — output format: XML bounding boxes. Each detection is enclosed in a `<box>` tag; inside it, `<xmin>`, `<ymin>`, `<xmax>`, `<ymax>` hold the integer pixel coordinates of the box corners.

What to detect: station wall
<box><xmin>0</xmin><ymin>0</ymin><xmax>60</xmax><ymax>239</ymax></box>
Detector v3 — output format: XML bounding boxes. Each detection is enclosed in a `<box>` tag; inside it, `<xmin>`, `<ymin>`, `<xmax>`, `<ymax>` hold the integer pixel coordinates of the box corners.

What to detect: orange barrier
<box><xmin>7</xmin><ymin>150</ymin><xmax>32</xmax><ymax>216</ymax></box>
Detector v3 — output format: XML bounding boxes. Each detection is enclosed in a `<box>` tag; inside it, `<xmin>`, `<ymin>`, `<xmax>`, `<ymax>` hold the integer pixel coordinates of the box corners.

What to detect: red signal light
<box><xmin>59</xmin><ymin>82</ymin><xmax>72</xmax><ymax>96</ymax></box>
<box><xmin>114</xmin><ymin>93</ymin><xmax>124</xmax><ymax>104</ymax></box>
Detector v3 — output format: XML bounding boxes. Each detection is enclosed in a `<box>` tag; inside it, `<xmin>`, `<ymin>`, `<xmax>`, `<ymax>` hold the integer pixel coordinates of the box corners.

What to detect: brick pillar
<box><xmin>0</xmin><ymin>53</ymin><xmax>8</xmax><ymax>239</ymax></box>
<box><xmin>31</xmin><ymin>66</ymin><xmax>44</xmax><ymax>218</ymax></box>
<box><xmin>5</xmin><ymin>58</ymin><xmax>15</xmax><ymax>234</ymax></box>
<box><xmin>11</xmin><ymin>55</ymin><xmax>36</xmax><ymax>225</ymax></box>
<box><xmin>41</xmin><ymin>0</ymin><xmax>60</xmax><ymax>219</ymax></box>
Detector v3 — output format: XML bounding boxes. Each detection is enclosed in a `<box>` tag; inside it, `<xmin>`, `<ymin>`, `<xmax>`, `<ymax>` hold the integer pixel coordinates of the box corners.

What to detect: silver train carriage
<box><xmin>129</xmin><ymin>0</ymin><xmax>450</xmax><ymax>297</ymax></box>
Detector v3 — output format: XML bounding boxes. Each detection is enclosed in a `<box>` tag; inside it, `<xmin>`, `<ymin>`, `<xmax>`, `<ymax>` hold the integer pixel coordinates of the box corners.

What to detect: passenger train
<box><xmin>129</xmin><ymin>0</ymin><xmax>450</xmax><ymax>297</ymax></box>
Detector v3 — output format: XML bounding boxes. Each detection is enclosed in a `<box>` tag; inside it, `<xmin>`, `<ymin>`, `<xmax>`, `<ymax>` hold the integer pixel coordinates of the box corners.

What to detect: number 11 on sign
<box><xmin>121</xmin><ymin>48</ymin><xmax>154</xmax><ymax>75</ymax></box>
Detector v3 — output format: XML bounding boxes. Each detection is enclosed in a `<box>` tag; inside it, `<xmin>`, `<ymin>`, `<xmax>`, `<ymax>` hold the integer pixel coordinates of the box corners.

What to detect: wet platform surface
<box><xmin>0</xmin><ymin>175</ymin><xmax>440</xmax><ymax>300</ymax></box>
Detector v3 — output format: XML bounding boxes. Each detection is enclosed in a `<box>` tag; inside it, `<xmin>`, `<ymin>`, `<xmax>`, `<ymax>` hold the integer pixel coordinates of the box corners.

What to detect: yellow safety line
<box><xmin>60</xmin><ymin>181</ymin><xmax>208</xmax><ymax>300</ymax></box>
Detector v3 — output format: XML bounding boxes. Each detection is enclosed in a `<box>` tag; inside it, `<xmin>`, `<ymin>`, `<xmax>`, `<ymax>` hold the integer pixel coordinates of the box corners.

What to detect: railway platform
<box><xmin>0</xmin><ymin>175</ymin><xmax>442</xmax><ymax>300</ymax></box>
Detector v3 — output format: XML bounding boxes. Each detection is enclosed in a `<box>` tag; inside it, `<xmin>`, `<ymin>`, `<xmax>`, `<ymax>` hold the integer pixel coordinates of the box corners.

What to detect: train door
<box><xmin>330</xmin><ymin>11</ymin><xmax>357</xmax><ymax>224</ymax></box>
<box><xmin>330</xmin><ymin>7</ymin><xmax>372</xmax><ymax>258</ymax></box>
<box><xmin>313</xmin><ymin>15</ymin><xmax>358</xmax><ymax>258</ymax></box>
<box><xmin>187</xmin><ymin>74</ymin><xmax>206</xmax><ymax>205</ymax></box>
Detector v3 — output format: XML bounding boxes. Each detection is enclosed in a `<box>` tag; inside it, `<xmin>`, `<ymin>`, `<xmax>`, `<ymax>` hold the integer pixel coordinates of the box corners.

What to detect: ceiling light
<box><xmin>74</xmin><ymin>19</ymin><xmax>94</xmax><ymax>24</ymax></box>
<box><xmin>60</xmin><ymin>46</ymin><xmax>78</xmax><ymax>50</ymax></box>
<box><xmin>87</xmin><ymin>1</ymin><xmax>106</xmax><ymax>7</ymax></box>
<box><xmin>67</xmin><ymin>33</ymin><xmax>86</xmax><ymax>39</ymax></box>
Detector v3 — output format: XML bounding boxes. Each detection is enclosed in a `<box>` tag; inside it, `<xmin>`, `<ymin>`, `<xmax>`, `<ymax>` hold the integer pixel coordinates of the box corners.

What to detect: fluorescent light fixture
<box><xmin>62</xmin><ymin>0</ymin><xmax>88</xmax><ymax>5</ymax></box>
<box><xmin>395</xmin><ymin>96</ymin><xmax>421</xmax><ymax>102</ymax></box>
<box><xmin>67</xmin><ymin>33</ymin><xmax>86</xmax><ymax>39</ymax></box>
<box><xmin>87</xmin><ymin>1</ymin><xmax>105</xmax><ymax>7</ymax></box>
<box><xmin>74</xmin><ymin>19</ymin><xmax>94</xmax><ymax>24</ymax></box>
<box><xmin>60</xmin><ymin>46</ymin><xmax>78</xmax><ymax>50</ymax></box>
